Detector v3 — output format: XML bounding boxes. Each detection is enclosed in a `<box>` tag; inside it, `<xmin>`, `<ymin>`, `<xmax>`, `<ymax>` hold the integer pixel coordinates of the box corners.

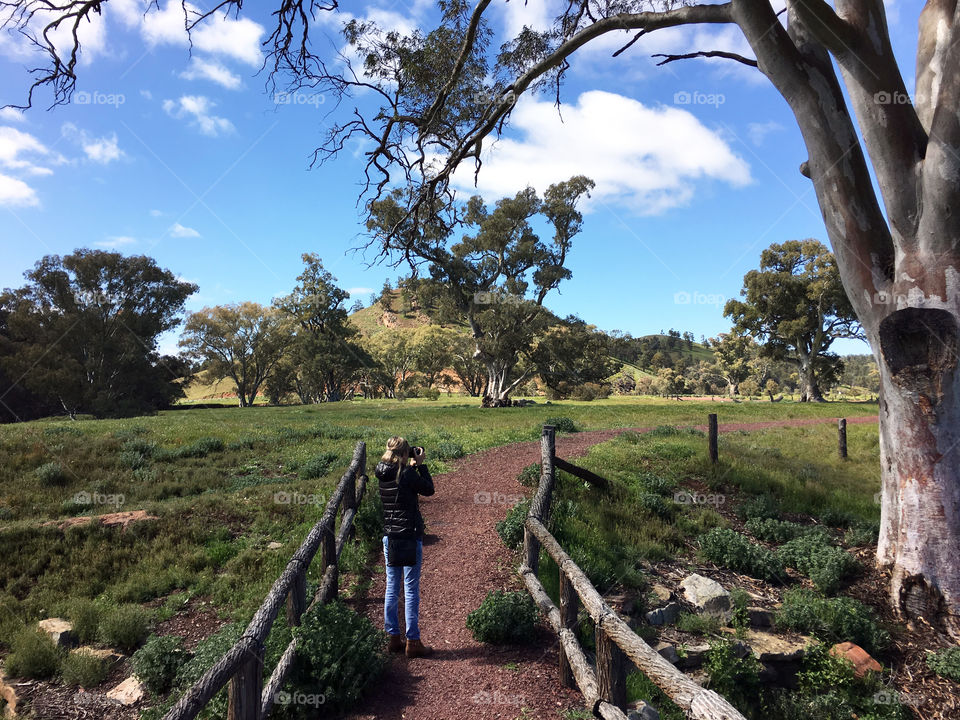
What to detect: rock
<box><xmin>830</xmin><ymin>641</ymin><xmax>882</xmax><ymax>677</ymax></box>
<box><xmin>649</xmin><ymin>583</ymin><xmax>672</xmax><ymax>605</ymax></box>
<box><xmin>654</xmin><ymin>641</ymin><xmax>679</xmax><ymax>665</ymax></box>
<box><xmin>676</xmin><ymin>643</ymin><xmax>711</xmax><ymax>669</ymax></box>
<box><xmin>106</xmin><ymin>677</ymin><xmax>144</xmax><ymax>706</ymax></box>
<box><xmin>737</xmin><ymin>630</ymin><xmax>808</xmax><ymax>664</ymax></box>
<box><xmin>0</xmin><ymin>669</ymin><xmax>20</xmax><ymax>717</ymax></box>
<box><xmin>37</xmin><ymin>618</ymin><xmax>76</xmax><ymax>648</ymax></box>
<box><xmin>267</xmin><ymin>541</ymin><xmax>283</xmax><ymax>550</ymax></box>
<box><xmin>74</xmin><ymin>647</ymin><xmax>122</xmax><ymax>664</ymax></box>
<box><xmin>645</xmin><ymin>602</ymin><xmax>680</xmax><ymax>626</ymax></box>
<box><xmin>747</xmin><ymin>606</ymin><xmax>775</xmax><ymax>627</ymax></box>
<box><xmin>627</xmin><ymin>700</ymin><xmax>660</xmax><ymax>720</ymax></box>
<box><xmin>680</xmin><ymin>574</ymin><xmax>731</xmax><ymax>617</ymax></box>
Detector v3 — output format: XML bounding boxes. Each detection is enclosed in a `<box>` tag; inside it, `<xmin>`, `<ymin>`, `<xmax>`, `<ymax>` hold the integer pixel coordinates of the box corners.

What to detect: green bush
<box><xmin>927</xmin><ymin>646</ymin><xmax>960</xmax><ymax>681</ymax></box>
<box><xmin>517</xmin><ymin>463</ymin><xmax>541</xmax><ymax>486</ymax></box>
<box><xmin>173</xmin><ymin>623</ymin><xmax>242</xmax><ymax>718</ymax></box>
<box><xmin>132</xmin><ymin>635</ymin><xmax>189</xmax><ymax>694</ymax></box>
<box><xmin>775</xmin><ymin>588</ymin><xmax>890</xmax><ymax>655</ymax></box>
<box><xmin>676</xmin><ymin>612</ymin><xmax>721</xmax><ymax>635</ymax></box>
<box><xmin>819</xmin><ymin>509</ymin><xmax>856</xmax><ymax>529</ymax></box>
<box><xmin>466</xmin><ymin>590</ymin><xmax>539</xmax><ymax>644</ymax></box>
<box><xmin>61</xmin><ymin>649</ymin><xmax>110</xmax><ymax>687</ymax></box>
<box><xmin>5</xmin><ymin>628</ymin><xmax>61</xmax><ymax>679</ymax></box>
<box><xmin>66</xmin><ymin>598</ymin><xmax>102</xmax><ymax>644</ymax></box>
<box><xmin>119</xmin><ymin>450</ymin><xmax>149</xmax><ymax>470</ymax></box>
<box><xmin>416</xmin><ymin>386</ymin><xmax>441</xmax><ymax>400</ymax></box>
<box><xmin>288</xmin><ymin>600</ymin><xmax>386</xmax><ymax>714</ymax></box>
<box><xmin>121</xmin><ymin>439</ymin><xmax>156</xmax><ymax>457</ymax></box>
<box><xmin>99</xmin><ymin>604</ymin><xmax>153</xmax><ymax>652</ymax></box>
<box><xmin>300</xmin><ymin>451</ymin><xmax>340</xmax><ymax>480</ymax></box>
<box><xmin>843</xmin><ymin>523</ymin><xmax>879</xmax><ymax>547</ymax></box>
<box><xmin>746</xmin><ymin>518</ymin><xmax>829</xmax><ymax>544</ymax></box>
<box><xmin>434</xmin><ymin>440</ymin><xmax>464</xmax><ymax>459</ymax></box>
<box><xmin>776</xmin><ymin>534</ymin><xmax>859</xmax><ymax>594</ymax></box>
<box><xmin>496</xmin><ymin>499</ymin><xmax>531</xmax><ymax>549</ymax></box>
<box><xmin>634</xmin><ymin>471</ymin><xmax>677</xmax><ymax>496</ymax></box>
<box><xmin>704</xmin><ymin>636</ymin><xmax>760</xmax><ymax>712</ymax></box>
<box><xmin>697</xmin><ymin>528</ymin><xmax>785</xmax><ymax>582</ymax></box>
<box><xmin>736</xmin><ymin>494</ymin><xmax>780</xmax><ymax>521</ymax></box>
<box><xmin>35</xmin><ymin>462</ymin><xmax>68</xmax><ymax>486</ymax></box>
<box><xmin>544</xmin><ymin>417</ymin><xmax>578</xmax><ymax>433</ymax></box>
<box><xmin>636</xmin><ymin>491</ymin><xmax>673</xmax><ymax>519</ymax></box>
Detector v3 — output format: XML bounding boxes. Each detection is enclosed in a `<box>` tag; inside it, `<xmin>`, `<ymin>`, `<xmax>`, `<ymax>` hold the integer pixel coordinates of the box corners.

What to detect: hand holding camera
<box><xmin>411</xmin><ymin>446</ymin><xmax>426</xmax><ymax>465</ymax></box>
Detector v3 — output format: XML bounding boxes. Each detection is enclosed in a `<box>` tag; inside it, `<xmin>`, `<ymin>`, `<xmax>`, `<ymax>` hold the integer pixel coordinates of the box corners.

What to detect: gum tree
<box><xmin>6</xmin><ymin>0</ymin><xmax>960</xmax><ymax>636</ymax></box>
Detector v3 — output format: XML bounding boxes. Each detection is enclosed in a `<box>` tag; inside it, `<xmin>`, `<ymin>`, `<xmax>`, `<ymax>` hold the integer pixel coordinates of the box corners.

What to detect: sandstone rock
<box><xmin>676</xmin><ymin>643</ymin><xmax>711</xmax><ymax>669</ymax></box>
<box><xmin>0</xmin><ymin>669</ymin><xmax>20</xmax><ymax>717</ymax></box>
<box><xmin>737</xmin><ymin>630</ymin><xmax>808</xmax><ymax>664</ymax></box>
<box><xmin>747</xmin><ymin>606</ymin><xmax>775</xmax><ymax>627</ymax></box>
<box><xmin>654</xmin><ymin>641</ymin><xmax>679</xmax><ymax>665</ymax></box>
<box><xmin>830</xmin><ymin>641</ymin><xmax>882</xmax><ymax>677</ymax></box>
<box><xmin>649</xmin><ymin>583</ymin><xmax>672</xmax><ymax>605</ymax></box>
<box><xmin>106</xmin><ymin>676</ymin><xmax>144</xmax><ymax>706</ymax></box>
<box><xmin>37</xmin><ymin>618</ymin><xmax>75</xmax><ymax>648</ymax></box>
<box><xmin>645</xmin><ymin>602</ymin><xmax>680</xmax><ymax>626</ymax></box>
<box><xmin>680</xmin><ymin>574</ymin><xmax>730</xmax><ymax>617</ymax></box>
<box><xmin>267</xmin><ymin>541</ymin><xmax>284</xmax><ymax>550</ymax></box>
<box><xmin>74</xmin><ymin>647</ymin><xmax>122</xmax><ymax>664</ymax></box>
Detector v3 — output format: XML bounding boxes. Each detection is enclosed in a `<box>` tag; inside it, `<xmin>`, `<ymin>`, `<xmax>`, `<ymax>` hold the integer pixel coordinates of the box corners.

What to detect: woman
<box><xmin>375</xmin><ymin>436</ymin><xmax>435</xmax><ymax>658</ymax></box>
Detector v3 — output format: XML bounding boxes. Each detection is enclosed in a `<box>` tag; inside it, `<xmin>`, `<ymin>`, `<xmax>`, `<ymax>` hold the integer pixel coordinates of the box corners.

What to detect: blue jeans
<box><xmin>382</xmin><ymin>535</ymin><xmax>423</xmax><ymax>640</ymax></box>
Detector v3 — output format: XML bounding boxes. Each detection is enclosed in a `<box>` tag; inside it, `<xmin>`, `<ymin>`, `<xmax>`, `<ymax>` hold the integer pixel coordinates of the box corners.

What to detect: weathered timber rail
<box><xmin>163</xmin><ymin>441</ymin><xmax>368</xmax><ymax>720</ymax></box>
<box><xmin>521</xmin><ymin>425</ymin><xmax>747</xmax><ymax>720</ymax></box>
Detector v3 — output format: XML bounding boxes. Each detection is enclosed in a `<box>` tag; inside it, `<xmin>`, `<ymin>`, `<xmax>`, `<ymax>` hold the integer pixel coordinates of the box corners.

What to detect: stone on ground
<box><xmin>106</xmin><ymin>676</ymin><xmax>145</xmax><ymax>706</ymax></box>
<box><xmin>679</xmin><ymin>574</ymin><xmax>731</xmax><ymax>618</ymax></box>
<box><xmin>37</xmin><ymin>618</ymin><xmax>75</xmax><ymax>648</ymax></box>
<box><xmin>830</xmin><ymin>641</ymin><xmax>882</xmax><ymax>677</ymax></box>
<box><xmin>645</xmin><ymin>601</ymin><xmax>680</xmax><ymax>626</ymax></box>
<box><xmin>0</xmin><ymin>669</ymin><xmax>20</xmax><ymax>717</ymax></box>
<box><xmin>627</xmin><ymin>699</ymin><xmax>660</xmax><ymax>719</ymax></box>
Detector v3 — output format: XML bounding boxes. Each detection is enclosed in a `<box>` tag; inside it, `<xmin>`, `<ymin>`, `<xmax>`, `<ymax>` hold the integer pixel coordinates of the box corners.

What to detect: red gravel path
<box><xmin>344</xmin><ymin>415</ymin><xmax>878</xmax><ymax>720</ymax></box>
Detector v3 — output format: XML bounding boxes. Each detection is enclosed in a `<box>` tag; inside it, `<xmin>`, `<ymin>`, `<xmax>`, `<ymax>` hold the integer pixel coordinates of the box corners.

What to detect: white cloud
<box><xmin>0</xmin><ymin>126</ymin><xmax>58</xmax><ymax>176</ymax></box>
<box><xmin>163</xmin><ymin>95</ymin><xmax>234</xmax><ymax>136</ymax></box>
<box><xmin>140</xmin><ymin>89</ymin><xmax>153</xmax><ymax>100</ymax></box>
<box><xmin>0</xmin><ymin>3</ymin><xmax>108</xmax><ymax>64</ymax></box>
<box><xmin>180</xmin><ymin>57</ymin><xmax>242</xmax><ymax>89</ymax></box>
<box><xmin>150</xmin><ymin>208</ymin><xmax>163</xmax><ymax>217</ymax></box>
<box><xmin>747</xmin><ymin>121</ymin><xmax>783</xmax><ymax>147</ymax></box>
<box><xmin>444</xmin><ymin>90</ymin><xmax>751</xmax><ymax>215</ymax></box>
<box><xmin>61</xmin><ymin>123</ymin><xmax>125</xmax><ymax>164</ymax></box>
<box><xmin>170</xmin><ymin>222</ymin><xmax>200</xmax><ymax>238</ymax></box>
<box><xmin>0</xmin><ymin>173</ymin><xmax>39</xmax><ymax>206</ymax></box>
<box><xmin>96</xmin><ymin>236</ymin><xmax>137</xmax><ymax>248</ymax></box>
<box><xmin>347</xmin><ymin>286</ymin><xmax>374</xmax><ymax>297</ymax></box>
<box><xmin>0</xmin><ymin>108</ymin><xmax>24</xmax><ymax>123</ymax></box>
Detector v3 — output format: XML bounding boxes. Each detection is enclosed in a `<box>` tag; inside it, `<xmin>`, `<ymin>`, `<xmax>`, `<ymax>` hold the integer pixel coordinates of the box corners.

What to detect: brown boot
<box><xmin>387</xmin><ymin>634</ymin><xmax>405</xmax><ymax>653</ymax></box>
<box><xmin>405</xmin><ymin>638</ymin><xmax>433</xmax><ymax>658</ymax></box>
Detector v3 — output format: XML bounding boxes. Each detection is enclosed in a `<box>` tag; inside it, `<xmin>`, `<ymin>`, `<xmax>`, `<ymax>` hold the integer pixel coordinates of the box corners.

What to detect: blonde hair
<box><xmin>381</xmin><ymin>436</ymin><xmax>411</xmax><ymax>466</ymax></box>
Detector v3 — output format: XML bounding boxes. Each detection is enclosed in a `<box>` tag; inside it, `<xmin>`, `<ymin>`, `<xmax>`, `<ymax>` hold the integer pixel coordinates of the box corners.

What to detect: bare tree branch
<box><xmin>652</xmin><ymin>49</ymin><xmax>758</xmax><ymax>67</ymax></box>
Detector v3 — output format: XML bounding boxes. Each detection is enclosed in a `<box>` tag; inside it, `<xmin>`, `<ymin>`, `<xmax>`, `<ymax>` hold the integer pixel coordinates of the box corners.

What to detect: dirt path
<box><xmin>344</xmin><ymin>415</ymin><xmax>878</xmax><ymax>720</ymax></box>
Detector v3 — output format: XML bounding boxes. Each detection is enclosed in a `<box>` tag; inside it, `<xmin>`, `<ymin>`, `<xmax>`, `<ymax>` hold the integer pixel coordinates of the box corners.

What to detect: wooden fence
<box><xmin>520</xmin><ymin>425</ymin><xmax>748</xmax><ymax>720</ymax></box>
<box><xmin>162</xmin><ymin>441</ymin><xmax>368</xmax><ymax>720</ymax></box>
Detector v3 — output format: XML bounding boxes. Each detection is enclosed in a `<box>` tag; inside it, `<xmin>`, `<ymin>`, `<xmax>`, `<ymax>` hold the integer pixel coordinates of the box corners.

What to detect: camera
<box><xmin>412</xmin><ymin>446</ymin><xmax>424</xmax><ymax>456</ymax></box>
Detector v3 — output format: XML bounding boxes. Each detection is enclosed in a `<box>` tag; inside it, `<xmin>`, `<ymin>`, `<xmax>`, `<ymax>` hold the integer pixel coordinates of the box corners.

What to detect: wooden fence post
<box><xmin>559</xmin><ymin>571</ymin><xmax>579</xmax><ymax>689</ymax></box>
<box><xmin>540</xmin><ymin>425</ymin><xmax>556</xmax><ymax>524</ymax></box>
<box><xmin>285</xmin><ymin>572</ymin><xmax>307</xmax><ymax>627</ymax></box>
<box><xmin>321</xmin><ymin>520</ymin><xmax>338</xmax><ymax>601</ymax></box>
<box><xmin>524</xmin><ymin>425</ymin><xmax>556</xmax><ymax>577</ymax></box>
<box><xmin>708</xmin><ymin>413</ymin><xmax>718</xmax><ymax>464</ymax></box>
<box><xmin>838</xmin><ymin>418</ymin><xmax>847</xmax><ymax>459</ymax></box>
<box><xmin>596</xmin><ymin>625</ymin><xmax>627</xmax><ymax>708</ymax></box>
<box><xmin>227</xmin><ymin>640</ymin><xmax>263</xmax><ymax>720</ymax></box>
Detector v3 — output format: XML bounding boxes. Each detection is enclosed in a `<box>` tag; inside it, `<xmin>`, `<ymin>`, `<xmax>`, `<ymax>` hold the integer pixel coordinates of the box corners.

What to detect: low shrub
<box><xmin>544</xmin><ymin>417</ymin><xmax>578</xmax><ymax>433</ymax></box>
<box><xmin>132</xmin><ymin>635</ymin><xmax>189</xmax><ymax>694</ymax></box>
<box><xmin>416</xmin><ymin>387</ymin><xmax>441</xmax><ymax>400</ymax></box>
<box><xmin>775</xmin><ymin>588</ymin><xmax>890</xmax><ymax>655</ymax></box>
<box><xmin>299</xmin><ymin>451</ymin><xmax>340</xmax><ymax>480</ymax></box>
<box><xmin>776</xmin><ymin>534</ymin><xmax>859</xmax><ymax>594</ymax></box>
<box><xmin>287</xmin><ymin>600</ymin><xmax>386</xmax><ymax>714</ymax></box>
<box><xmin>35</xmin><ymin>462</ymin><xmax>67</xmax><ymax>486</ymax></box>
<box><xmin>99</xmin><ymin>604</ymin><xmax>153</xmax><ymax>652</ymax></box>
<box><xmin>66</xmin><ymin>598</ymin><xmax>102</xmax><ymax>644</ymax></box>
<box><xmin>119</xmin><ymin>450</ymin><xmax>149</xmax><ymax>470</ymax></box>
<box><xmin>676</xmin><ymin>612</ymin><xmax>721</xmax><ymax>635</ymax></box>
<box><xmin>495</xmin><ymin>498</ymin><xmax>531</xmax><ymax>549</ymax></box>
<box><xmin>466</xmin><ymin>590</ymin><xmax>538</xmax><ymax>644</ymax></box>
<box><xmin>433</xmin><ymin>440</ymin><xmax>464</xmax><ymax>460</ymax></box>
<box><xmin>704</xmin><ymin>636</ymin><xmax>760</xmax><ymax>712</ymax></box>
<box><xmin>634</xmin><ymin>472</ymin><xmax>677</xmax><ymax>497</ymax></box>
<box><xmin>736</xmin><ymin>494</ymin><xmax>780</xmax><ymax>521</ymax></box>
<box><xmin>926</xmin><ymin>646</ymin><xmax>960</xmax><ymax>682</ymax></box>
<box><xmin>697</xmin><ymin>528</ymin><xmax>785</xmax><ymax>582</ymax></box>
<box><xmin>5</xmin><ymin>628</ymin><xmax>61</xmax><ymax>679</ymax></box>
<box><xmin>745</xmin><ymin>518</ymin><xmax>829</xmax><ymax>544</ymax></box>
<box><xmin>61</xmin><ymin>649</ymin><xmax>110</xmax><ymax>687</ymax></box>
<box><xmin>843</xmin><ymin>523</ymin><xmax>879</xmax><ymax>547</ymax></box>
<box><xmin>168</xmin><ymin>623</ymin><xmax>242</xmax><ymax>719</ymax></box>
<box><xmin>517</xmin><ymin>463</ymin><xmax>541</xmax><ymax>487</ymax></box>
<box><xmin>819</xmin><ymin>508</ymin><xmax>856</xmax><ymax>529</ymax></box>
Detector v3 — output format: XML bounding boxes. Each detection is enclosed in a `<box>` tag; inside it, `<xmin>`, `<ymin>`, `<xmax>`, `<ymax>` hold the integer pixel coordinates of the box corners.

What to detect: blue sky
<box><xmin>0</xmin><ymin>0</ymin><xmax>920</xmax><ymax>356</ymax></box>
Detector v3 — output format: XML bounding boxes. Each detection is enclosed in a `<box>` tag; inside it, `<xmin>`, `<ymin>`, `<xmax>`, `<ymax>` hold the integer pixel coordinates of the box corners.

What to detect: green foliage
<box><xmin>626</xmin><ymin>671</ymin><xmax>685</xmax><ymax>720</ymax></box>
<box><xmin>697</xmin><ymin>528</ymin><xmax>785</xmax><ymax>582</ymax></box>
<box><xmin>926</xmin><ymin>646</ymin><xmax>960</xmax><ymax>682</ymax></box>
<box><xmin>132</xmin><ymin>634</ymin><xmax>190</xmax><ymax>694</ymax></box>
<box><xmin>433</xmin><ymin>439</ymin><xmax>464</xmax><ymax>459</ymax></box>
<box><xmin>843</xmin><ymin>522</ymin><xmax>879</xmax><ymax>547</ymax></box>
<box><xmin>730</xmin><ymin>588</ymin><xmax>750</xmax><ymax>637</ymax></box>
<box><xmin>466</xmin><ymin>590</ymin><xmax>539</xmax><ymax>645</ymax></box>
<box><xmin>775</xmin><ymin>588</ymin><xmax>890</xmax><ymax>655</ymax></box>
<box><xmin>677</xmin><ymin>612</ymin><xmax>721</xmax><ymax>635</ymax></box>
<box><xmin>65</xmin><ymin>598</ymin><xmax>102</xmax><ymax>644</ymax></box>
<box><xmin>61</xmin><ymin>649</ymin><xmax>110</xmax><ymax>687</ymax></box>
<box><xmin>819</xmin><ymin>508</ymin><xmax>856</xmax><ymax>529</ymax></box>
<box><xmin>496</xmin><ymin>498</ymin><xmax>530</xmax><ymax>549</ymax></box>
<box><xmin>35</xmin><ymin>462</ymin><xmax>67</xmax><ymax>486</ymax></box>
<box><xmin>99</xmin><ymin>604</ymin><xmax>153</xmax><ymax>652</ymax></box>
<box><xmin>287</xmin><ymin>600</ymin><xmax>386</xmax><ymax>714</ymax></box>
<box><xmin>736</xmin><ymin>494</ymin><xmax>780</xmax><ymax>521</ymax></box>
<box><xmin>517</xmin><ymin>463</ymin><xmax>541</xmax><ymax>486</ymax></box>
<box><xmin>169</xmin><ymin>623</ymin><xmax>242</xmax><ymax>719</ymax></box>
<box><xmin>704</xmin><ymin>636</ymin><xmax>761</xmax><ymax>712</ymax></box>
<box><xmin>544</xmin><ymin>416</ymin><xmax>578</xmax><ymax>433</ymax></box>
<box><xmin>5</xmin><ymin>628</ymin><xmax>61</xmax><ymax>679</ymax></box>
<box><xmin>745</xmin><ymin>517</ymin><xmax>829</xmax><ymax>544</ymax></box>
<box><xmin>776</xmin><ymin>534</ymin><xmax>859</xmax><ymax>594</ymax></box>
<box><xmin>299</xmin><ymin>451</ymin><xmax>340</xmax><ymax>479</ymax></box>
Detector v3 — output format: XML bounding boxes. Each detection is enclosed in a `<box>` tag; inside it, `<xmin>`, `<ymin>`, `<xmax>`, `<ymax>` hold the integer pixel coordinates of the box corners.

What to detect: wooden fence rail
<box><xmin>522</xmin><ymin>425</ymin><xmax>747</xmax><ymax>720</ymax></box>
<box><xmin>163</xmin><ymin>441</ymin><xmax>368</xmax><ymax>720</ymax></box>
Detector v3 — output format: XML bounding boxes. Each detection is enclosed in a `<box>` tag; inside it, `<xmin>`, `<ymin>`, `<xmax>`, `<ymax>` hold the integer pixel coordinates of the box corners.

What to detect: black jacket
<box><xmin>375</xmin><ymin>461</ymin><xmax>434</xmax><ymax>539</ymax></box>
